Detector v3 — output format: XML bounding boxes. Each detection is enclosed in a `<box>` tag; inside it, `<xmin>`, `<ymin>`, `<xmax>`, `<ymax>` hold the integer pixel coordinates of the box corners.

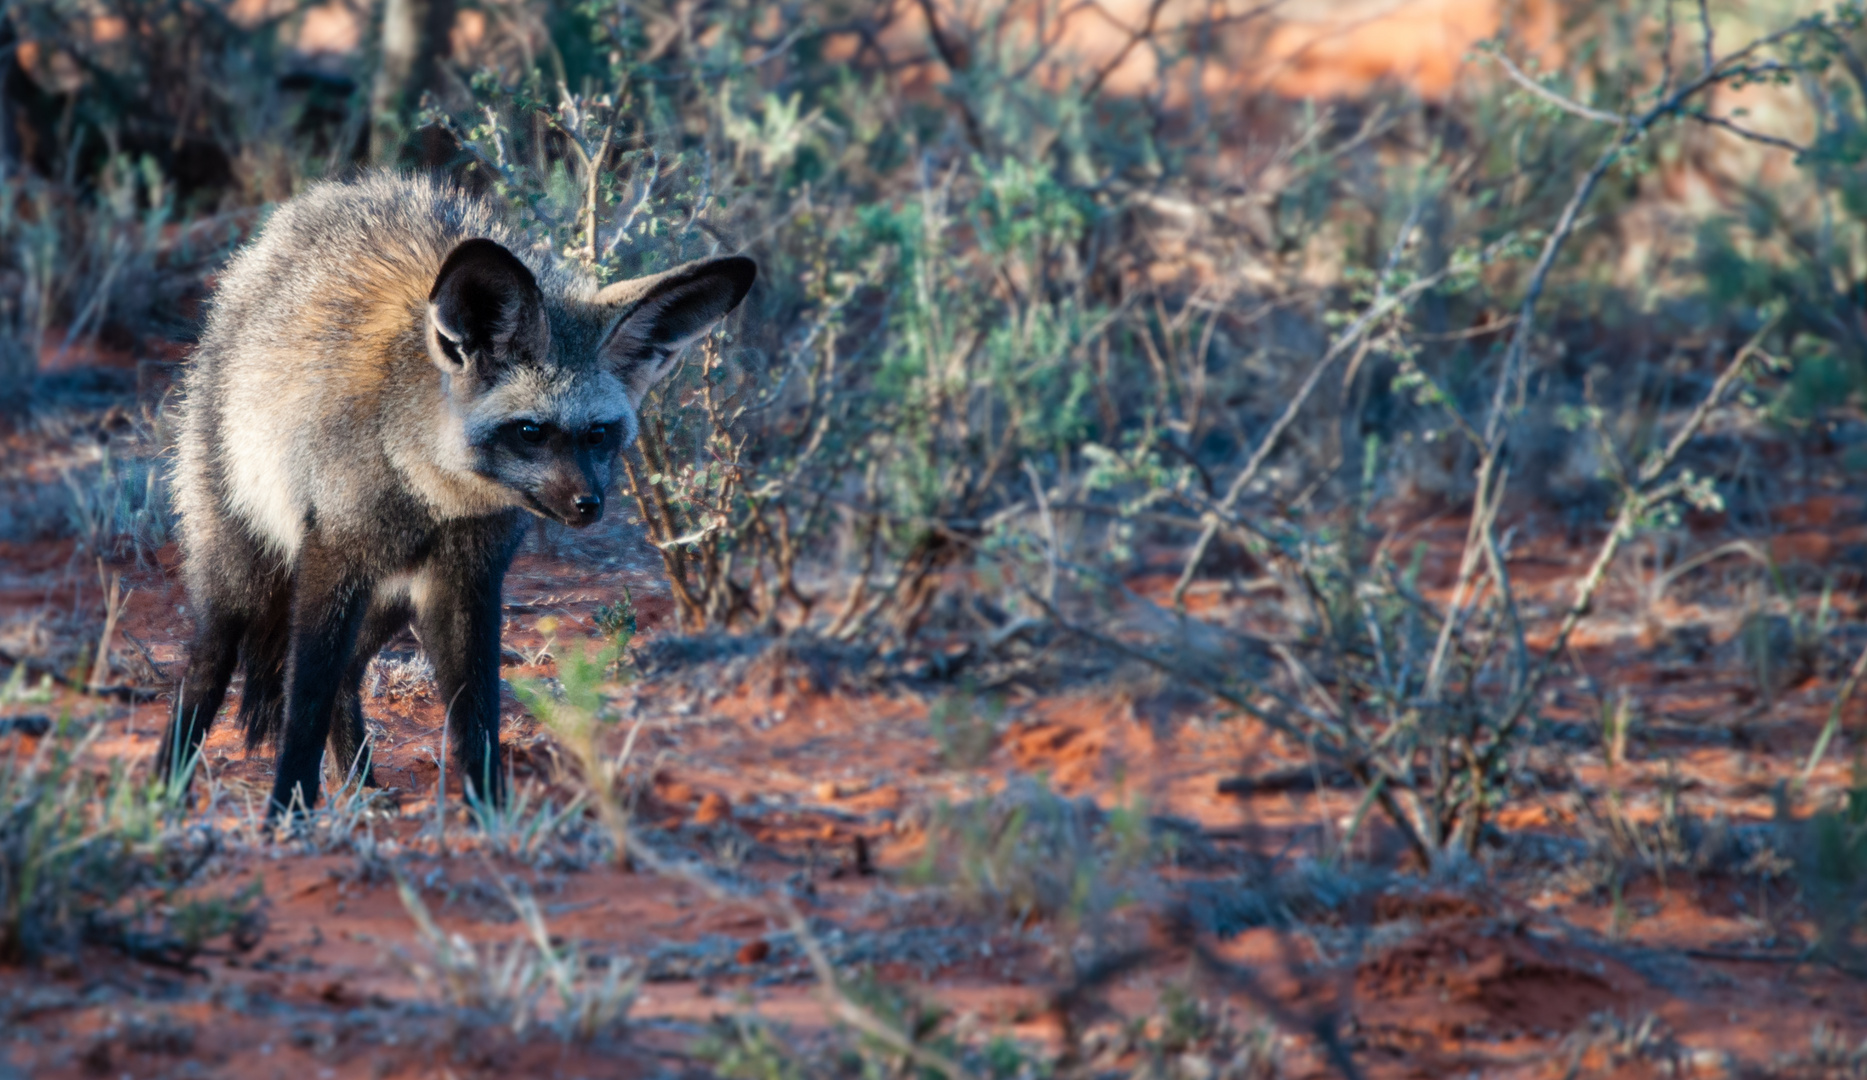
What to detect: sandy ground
<box><xmin>4</xmin><ymin>420</ymin><xmax>1867</xmax><ymax>1079</ymax></box>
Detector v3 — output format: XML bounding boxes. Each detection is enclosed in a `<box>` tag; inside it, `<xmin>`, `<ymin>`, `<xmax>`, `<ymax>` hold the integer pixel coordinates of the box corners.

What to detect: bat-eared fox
<box><xmin>158</xmin><ymin>172</ymin><xmax>755</xmax><ymax>816</ymax></box>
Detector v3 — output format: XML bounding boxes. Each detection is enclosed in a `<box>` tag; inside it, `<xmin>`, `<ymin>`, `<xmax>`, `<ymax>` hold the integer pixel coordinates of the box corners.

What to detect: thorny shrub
<box><xmin>392</xmin><ymin>0</ymin><xmax>1867</xmax><ymax>873</ymax></box>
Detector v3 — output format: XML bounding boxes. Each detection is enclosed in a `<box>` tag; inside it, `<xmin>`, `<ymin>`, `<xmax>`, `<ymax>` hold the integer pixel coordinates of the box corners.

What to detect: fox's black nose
<box><xmin>574</xmin><ymin>495</ymin><xmax>602</xmax><ymax>522</ymax></box>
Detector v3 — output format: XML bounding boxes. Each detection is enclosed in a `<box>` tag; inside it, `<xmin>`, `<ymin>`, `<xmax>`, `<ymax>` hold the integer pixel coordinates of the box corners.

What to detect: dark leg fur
<box><xmin>235</xmin><ymin>567</ymin><xmax>293</xmax><ymax>752</ymax></box>
<box><xmin>327</xmin><ymin>597</ymin><xmax>411</xmax><ymax>790</ymax></box>
<box><xmin>268</xmin><ymin>534</ymin><xmax>370</xmax><ymax>817</ymax></box>
<box><xmin>160</xmin><ymin>529</ymin><xmax>290</xmax><ymax>791</ymax></box>
<box><xmin>157</xmin><ymin>604</ymin><xmax>244</xmax><ymax>789</ymax></box>
<box><xmin>414</xmin><ymin>520</ymin><xmax>522</xmax><ymax>809</ymax></box>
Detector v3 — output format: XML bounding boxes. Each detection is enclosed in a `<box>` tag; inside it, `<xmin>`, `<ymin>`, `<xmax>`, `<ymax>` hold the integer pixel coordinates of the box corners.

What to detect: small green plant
<box><xmin>491</xmin><ymin>867</ymin><xmax>643</xmax><ymax>1041</ymax></box>
<box><xmin>1601</xmin><ymin>691</ymin><xmax>1634</xmax><ymax>772</ymax></box>
<box><xmin>468</xmin><ymin>780</ymin><xmax>590</xmax><ymax>864</ymax></box>
<box><xmin>0</xmin><ymin>715</ymin><xmax>262</xmax><ymax>965</ymax></box>
<box><xmin>695</xmin><ymin>1013</ymin><xmax>813</xmax><ymax>1080</ymax></box>
<box><xmin>1558</xmin><ymin>1013</ymin><xmax>1683</xmax><ymax>1078</ymax></box>
<box><xmin>592</xmin><ymin>586</ymin><xmax>638</xmax><ymax>642</ymax></box>
<box><xmin>914</xmin><ymin>778</ymin><xmax>1153</xmax><ymax>928</ymax></box>
<box><xmin>1797</xmin><ymin>777</ymin><xmax>1867</xmax><ymax>971</ymax></box>
<box><xmin>161</xmin><ymin>878</ymin><xmax>267</xmax><ymax>959</ymax></box>
<box><xmin>0</xmin><ymin>660</ymin><xmax>57</xmax><ymax>706</ymax></box>
<box><xmin>388</xmin><ymin>854</ymin><xmax>645</xmax><ymax>1041</ymax></box>
<box><xmin>1739</xmin><ymin>607</ymin><xmax>1822</xmax><ymax>707</ymax></box>
<box><xmin>929</xmin><ymin>686</ymin><xmax>1002</xmax><ymax>770</ymax></box>
<box><xmin>64</xmin><ymin>445</ymin><xmax>171</xmax><ymax>569</ymax></box>
<box><xmin>1573</xmin><ymin>774</ymin><xmax>1735</xmax><ymax>906</ymax></box>
<box><xmin>391</xmin><ymin>869</ymin><xmax>546</xmax><ymax>1034</ymax></box>
<box><xmin>695</xmin><ymin>979</ymin><xmax>1280</xmax><ymax>1079</ymax></box>
<box><xmin>1767</xmin><ymin>1022</ymin><xmax>1867</xmax><ymax>1078</ymax></box>
<box><xmin>509</xmin><ymin>623</ymin><xmax>636</xmax><ymax>864</ymax></box>
<box><xmin>1109</xmin><ymin>985</ymin><xmax>1282</xmax><ymax>1080</ymax></box>
<box><xmin>838</xmin><ymin>971</ymin><xmax>969</xmax><ymax>1077</ymax></box>
<box><xmin>697</xmin><ymin>974</ymin><xmax>1000</xmax><ymax>1080</ymax></box>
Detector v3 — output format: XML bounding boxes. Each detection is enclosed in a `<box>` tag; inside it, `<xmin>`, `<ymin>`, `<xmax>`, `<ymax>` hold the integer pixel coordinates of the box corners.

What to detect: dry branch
<box><xmin>1170</xmin><ymin>233</ymin><xmax>1517</xmax><ymax>607</ymax></box>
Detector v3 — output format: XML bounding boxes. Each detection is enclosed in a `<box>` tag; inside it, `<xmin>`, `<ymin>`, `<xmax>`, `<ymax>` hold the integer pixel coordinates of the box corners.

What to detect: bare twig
<box><xmin>1421</xmin><ymin>456</ymin><xmax>1506</xmax><ymax>701</ymax></box>
<box><xmin>602</xmin><ymin>149</ymin><xmax>661</xmax><ymax>261</ymax></box>
<box><xmin>121</xmin><ymin>631</ymin><xmax>169</xmax><ymax>682</ymax></box>
<box><xmin>1686</xmin><ymin>110</ymin><xmax>1809</xmax><ymax>155</ymax></box>
<box><xmin>1484</xmin><ymin>13</ymin><xmax>1821</xmax><ymax>452</ymax></box>
<box><xmin>1171</xmin><ymin>919</ymin><xmax>1363</xmax><ymax>1080</ymax></box>
<box><xmin>1077</xmin><ymin>0</ymin><xmax>1171</xmax><ymax>101</ymax></box>
<box><xmin>1640</xmin><ymin>317</ymin><xmax>1777</xmax><ymax>486</ymax></box>
<box><xmin>1801</xmin><ymin>636</ymin><xmax>1867</xmax><ymax>787</ymax></box>
<box><xmin>1485</xmin><ymin>327</ymin><xmax>1770</xmax><ymax>751</ymax></box>
<box><xmin>88</xmin><ymin>569</ymin><xmax>129</xmax><ymax>692</ymax></box>
<box><xmin>1024</xmin><ymin>460</ymin><xmax>1060</xmax><ymax>605</ymax></box>
<box><xmin>1170</xmin><ymin>234</ymin><xmax>1516</xmax><ymax>606</ymax></box>
<box><xmin>1489</xmin><ymin>51</ymin><xmax>1624</xmax><ymax>124</ymax></box>
<box><xmin>912</xmin><ymin>0</ymin><xmax>985</xmax><ymax>148</ymax></box>
<box><xmin>1660</xmin><ymin>0</ymin><xmax>1678</xmax><ymax>96</ymax></box>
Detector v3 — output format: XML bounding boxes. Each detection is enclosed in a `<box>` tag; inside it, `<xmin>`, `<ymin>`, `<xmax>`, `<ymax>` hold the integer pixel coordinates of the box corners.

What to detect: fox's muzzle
<box><xmin>534</xmin><ymin>489</ymin><xmax>603</xmax><ymax>528</ymax></box>
<box><xmin>533</xmin><ymin>459</ymin><xmax>606</xmax><ymax>528</ymax></box>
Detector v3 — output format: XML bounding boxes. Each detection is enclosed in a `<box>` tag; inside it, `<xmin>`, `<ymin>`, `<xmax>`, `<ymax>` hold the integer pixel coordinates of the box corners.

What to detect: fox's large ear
<box><xmin>427</xmin><ymin>238</ymin><xmax>547</xmax><ymax>378</ymax></box>
<box><xmin>596</xmin><ymin>256</ymin><xmax>756</xmax><ymax>402</ymax></box>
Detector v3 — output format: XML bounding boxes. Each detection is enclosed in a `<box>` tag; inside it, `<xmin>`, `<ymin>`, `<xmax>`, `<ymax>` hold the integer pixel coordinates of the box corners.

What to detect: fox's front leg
<box><xmin>327</xmin><ymin>596</ymin><xmax>414</xmax><ymax>791</ymax></box>
<box><xmin>269</xmin><ymin>535</ymin><xmax>370</xmax><ymax>817</ymax></box>
<box><xmin>415</xmin><ymin>525</ymin><xmax>520</xmax><ymax>809</ymax></box>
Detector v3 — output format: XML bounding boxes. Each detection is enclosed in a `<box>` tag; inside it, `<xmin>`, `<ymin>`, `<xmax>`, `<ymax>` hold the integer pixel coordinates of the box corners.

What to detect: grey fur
<box><xmin>160</xmin><ymin>171</ymin><xmax>755</xmax><ymax>814</ymax></box>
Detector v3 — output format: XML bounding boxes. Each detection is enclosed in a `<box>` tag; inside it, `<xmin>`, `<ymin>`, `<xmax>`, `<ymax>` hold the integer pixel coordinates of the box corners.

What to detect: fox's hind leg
<box><xmin>158</xmin><ymin>606</ymin><xmax>244</xmax><ymax>790</ymax></box>
<box><xmin>232</xmin><ymin>568</ymin><xmax>293</xmax><ymax>753</ymax></box>
<box><xmin>159</xmin><ymin>535</ymin><xmax>291</xmax><ymax>793</ymax></box>
<box><xmin>241</xmin><ymin>585</ymin><xmax>404</xmax><ymax>793</ymax></box>
<box><xmin>328</xmin><ymin>595</ymin><xmax>412</xmax><ymax>791</ymax></box>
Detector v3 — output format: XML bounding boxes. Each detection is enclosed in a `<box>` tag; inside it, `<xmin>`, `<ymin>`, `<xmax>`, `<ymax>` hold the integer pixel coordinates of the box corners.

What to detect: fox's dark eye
<box><xmin>584</xmin><ymin>425</ymin><xmax>607</xmax><ymax>447</ymax></box>
<box><xmin>517</xmin><ymin>422</ymin><xmax>545</xmax><ymax>445</ymax></box>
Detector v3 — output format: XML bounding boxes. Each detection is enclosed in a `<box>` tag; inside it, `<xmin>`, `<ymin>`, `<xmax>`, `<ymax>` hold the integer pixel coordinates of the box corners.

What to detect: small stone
<box><xmin>693</xmin><ymin>792</ymin><xmax>732</xmax><ymax>824</ymax></box>
<box><xmin>863</xmin><ymin>785</ymin><xmax>904</xmax><ymax>811</ymax></box>
<box><xmin>813</xmin><ymin>780</ymin><xmax>841</xmax><ymax>802</ymax></box>
<box><xmin>736</xmin><ymin>939</ymin><xmax>771</xmax><ymax>965</ymax></box>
